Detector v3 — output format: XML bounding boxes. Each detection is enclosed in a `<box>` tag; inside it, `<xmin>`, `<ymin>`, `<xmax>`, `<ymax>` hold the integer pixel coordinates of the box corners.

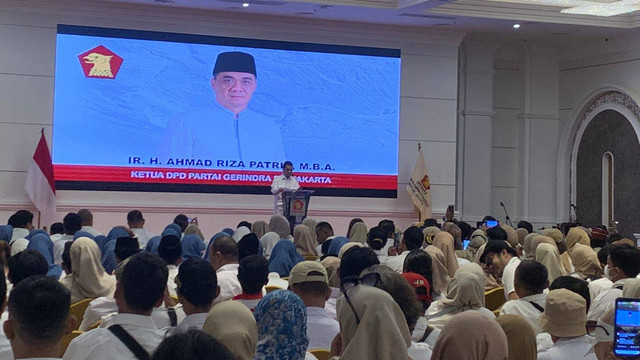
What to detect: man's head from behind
<box><xmin>7</xmin><ymin>250</ymin><xmax>48</xmax><ymax>285</ymax></box>
<box><xmin>549</xmin><ymin>276</ymin><xmax>590</xmax><ymax>312</ymax></box>
<box><xmin>208</xmin><ymin>235</ymin><xmax>239</xmax><ymax>270</ymax></box>
<box><xmin>158</xmin><ymin>235</ymin><xmax>182</xmax><ymax>266</ymax></box>
<box><xmin>367</xmin><ymin>226</ymin><xmax>386</xmax><ymax>251</ymax></box>
<box><xmin>607</xmin><ymin>244</ymin><xmax>640</xmax><ymax>282</ymax></box>
<box><xmin>402</xmin><ymin>226</ymin><xmax>424</xmax><ymax>252</ymax></box>
<box><xmin>116</xmin><ymin>252</ymin><xmax>168</xmax><ymax>314</ymax></box>
<box><xmin>127</xmin><ymin>210</ymin><xmax>145</xmax><ymax>228</ymax></box>
<box><xmin>237</xmin><ymin>254</ymin><xmax>269</xmax><ymax>295</ymax></box>
<box><xmin>211</xmin><ymin>52</ymin><xmax>257</xmax><ymax>114</ymax></box>
<box><xmin>514</xmin><ymin>260</ymin><xmax>548</xmax><ymax>298</ymax></box>
<box><xmin>77</xmin><ymin>209</ymin><xmax>94</xmax><ymax>227</ymax></box>
<box><xmin>173</xmin><ymin>214</ymin><xmax>189</xmax><ymax>232</ymax></box>
<box><xmin>177</xmin><ymin>258</ymin><xmax>219</xmax><ymax>313</ymax></box>
<box><xmin>338</xmin><ymin>246</ymin><xmax>379</xmax><ymax>287</ymax></box>
<box><xmin>63</xmin><ymin>213</ymin><xmax>82</xmax><ymax>235</ymax></box>
<box><xmin>8</xmin><ymin>210</ymin><xmax>34</xmax><ymax>230</ymax></box>
<box><xmin>4</xmin><ymin>276</ymin><xmax>71</xmax><ymax>355</ymax></box>
<box><xmin>289</xmin><ymin>261</ymin><xmax>330</xmax><ymax>307</ymax></box>
<box><xmin>114</xmin><ymin>237</ymin><xmax>140</xmax><ymax>263</ymax></box>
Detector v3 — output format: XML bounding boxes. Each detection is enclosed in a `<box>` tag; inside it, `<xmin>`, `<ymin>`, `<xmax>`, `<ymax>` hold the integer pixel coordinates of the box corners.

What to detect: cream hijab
<box><xmin>440</xmin><ymin>263</ymin><xmax>486</xmax><ymax>309</ymax></box>
<box><xmin>301</xmin><ymin>218</ymin><xmax>318</xmax><ymax>243</ymax></box>
<box><xmin>251</xmin><ymin>221</ymin><xmax>270</xmax><ymax>239</ymax></box>
<box><xmin>425</xmin><ymin>245</ymin><xmax>451</xmax><ymax>295</ymax></box>
<box><xmin>431</xmin><ymin>311</ymin><xmax>508</xmax><ymax>360</ymax></box>
<box><xmin>348</xmin><ymin>222</ymin><xmax>367</xmax><ymax>244</ymax></box>
<box><xmin>516</xmin><ymin>228</ymin><xmax>528</xmax><ymax>247</ymax></box>
<box><xmin>203</xmin><ymin>300</ymin><xmax>258</xmax><ymax>360</ymax></box>
<box><xmin>623</xmin><ymin>278</ymin><xmax>640</xmax><ymax>297</ymax></box>
<box><xmin>293</xmin><ymin>225</ymin><xmax>317</xmax><ymax>256</ymax></box>
<box><xmin>433</xmin><ymin>232</ymin><xmax>459</xmax><ymax>278</ymax></box>
<box><xmin>565</xmin><ymin>227</ymin><xmax>591</xmax><ymax>251</ymax></box>
<box><xmin>535</xmin><ymin>243</ymin><xmax>567</xmax><ymax>284</ymax></box>
<box><xmin>269</xmin><ymin>215</ymin><xmax>291</xmax><ymax>239</ymax></box>
<box><xmin>522</xmin><ymin>233</ymin><xmax>539</xmax><ymax>260</ymax></box>
<box><xmin>259</xmin><ymin>232</ymin><xmax>280</xmax><ymax>260</ymax></box>
<box><xmin>69</xmin><ymin>237</ymin><xmax>116</xmax><ymax>303</ymax></box>
<box><xmin>321</xmin><ymin>256</ymin><xmax>341</xmax><ymax>288</ymax></box>
<box><xmin>496</xmin><ymin>314</ymin><xmax>536</xmax><ymax>360</ymax></box>
<box><xmin>501</xmin><ymin>224</ymin><xmax>519</xmax><ymax>249</ymax></box>
<box><xmin>542</xmin><ymin>228</ymin><xmax>564</xmax><ymax>245</ymax></box>
<box><xmin>570</xmin><ymin>243</ymin><xmax>604</xmax><ymax>279</ymax></box>
<box><xmin>422</xmin><ymin>226</ymin><xmax>441</xmax><ymax>247</ymax></box>
<box><xmin>336</xmin><ymin>285</ymin><xmax>411</xmax><ymax>360</ymax></box>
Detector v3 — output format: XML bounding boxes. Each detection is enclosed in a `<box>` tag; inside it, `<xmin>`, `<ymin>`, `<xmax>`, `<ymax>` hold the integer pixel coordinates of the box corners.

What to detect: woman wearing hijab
<box><xmin>26</xmin><ymin>233</ymin><xmax>63</xmax><ymax>279</ymax></box>
<box><xmin>431</xmin><ymin>311</ymin><xmax>508</xmax><ymax>360</ymax></box>
<box><xmin>522</xmin><ymin>233</ymin><xmax>538</xmax><ymax>260</ymax></box>
<box><xmin>251</xmin><ymin>221</ymin><xmax>270</xmax><ymax>239</ymax></box>
<box><xmin>205</xmin><ymin>232</ymin><xmax>231</xmax><ymax>261</ymax></box>
<box><xmin>432</xmin><ymin>232</ymin><xmax>459</xmax><ymax>278</ymax></box>
<box><xmin>422</xmin><ymin>226</ymin><xmax>440</xmax><ymax>248</ymax></box>
<box><xmin>346</xmin><ymin>218</ymin><xmax>364</xmax><ymax>238</ymax></box>
<box><xmin>456</xmin><ymin>230</ymin><xmax>487</xmax><ymax>263</ymax></box>
<box><xmin>184</xmin><ymin>224</ymin><xmax>205</xmax><ymax>241</ymax></box>
<box><xmin>268</xmin><ymin>240</ymin><xmax>304</xmax><ymax>277</ymax></box>
<box><xmin>182</xmin><ymin>234</ymin><xmax>206</xmax><ymax>261</ymax></box>
<box><xmin>321</xmin><ymin>256</ymin><xmax>341</xmax><ymax>288</ymax></box>
<box><xmin>348</xmin><ymin>222</ymin><xmax>367</xmax><ymax>245</ymax></box>
<box><xmin>535</xmin><ymin>243</ymin><xmax>567</xmax><ymax>283</ymax></box>
<box><xmin>253</xmin><ymin>290</ymin><xmax>315</xmax><ymax>360</ymax></box>
<box><xmin>496</xmin><ymin>314</ymin><xmax>536</xmax><ymax>360</ymax></box>
<box><xmin>331</xmin><ymin>285</ymin><xmax>412</xmax><ymax>360</ymax></box>
<box><xmin>269</xmin><ymin>215</ymin><xmax>291</xmax><ymax>240</ymax></box>
<box><xmin>233</xmin><ymin>226</ymin><xmax>251</xmax><ymax>243</ymax></box>
<box><xmin>238</xmin><ymin>233</ymin><xmax>260</xmax><ymax>260</ymax></box>
<box><xmin>424</xmin><ymin>245</ymin><xmax>451</xmax><ymax>296</ymax></box>
<box><xmin>565</xmin><ymin>227</ymin><xmax>591</xmax><ymax>252</ymax></box>
<box><xmin>203</xmin><ymin>300</ymin><xmax>258</xmax><ymax>360</ymax></box>
<box><xmin>301</xmin><ymin>218</ymin><xmax>317</xmax><ymax>243</ymax></box>
<box><xmin>326</xmin><ymin>237</ymin><xmax>350</xmax><ymax>257</ymax></box>
<box><xmin>259</xmin><ymin>232</ymin><xmax>280</xmax><ymax>260</ymax></box>
<box><xmin>68</xmin><ymin>237</ymin><xmax>116</xmax><ymax>303</ymax></box>
<box><xmin>293</xmin><ymin>225</ymin><xmax>317</xmax><ymax>257</ymax></box>
<box><xmin>426</xmin><ymin>263</ymin><xmax>494</xmax><ymax>329</ymax></box>
<box><xmin>570</xmin><ymin>243</ymin><xmax>604</xmax><ymax>281</ymax></box>
<box><xmin>530</xmin><ymin>235</ymin><xmax>557</xmax><ymax>256</ymax></box>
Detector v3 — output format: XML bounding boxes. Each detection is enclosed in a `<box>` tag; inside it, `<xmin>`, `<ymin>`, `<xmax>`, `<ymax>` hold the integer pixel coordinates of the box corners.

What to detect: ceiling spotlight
<box><xmin>242</xmin><ymin>2</ymin><xmax>250</xmax><ymax>7</ymax></box>
<box><xmin>513</xmin><ymin>24</ymin><xmax>521</xmax><ymax>29</ymax></box>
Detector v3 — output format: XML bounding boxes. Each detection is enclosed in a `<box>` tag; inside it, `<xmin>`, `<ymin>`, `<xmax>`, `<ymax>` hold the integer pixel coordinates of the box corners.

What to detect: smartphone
<box><xmin>462</xmin><ymin>239</ymin><xmax>470</xmax><ymax>250</ymax></box>
<box><xmin>485</xmin><ymin>220</ymin><xmax>499</xmax><ymax>228</ymax></box>
<box><xmin>613</xmin><ymin>298</ymin><xmax>640</xmax><ymax>357</ymax></box>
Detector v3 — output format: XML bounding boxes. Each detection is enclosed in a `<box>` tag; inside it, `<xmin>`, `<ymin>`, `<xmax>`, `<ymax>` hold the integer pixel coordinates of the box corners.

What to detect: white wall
<box><xmin>0</xmin><ymin>0</ymin><xmax>463</xmax><ymax>236</ymax></box>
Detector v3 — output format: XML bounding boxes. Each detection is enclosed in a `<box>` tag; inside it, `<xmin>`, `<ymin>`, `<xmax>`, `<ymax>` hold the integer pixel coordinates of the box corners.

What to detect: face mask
<box><xmin>604</xmin><ymin>265</ymin><xmax>611</xmax><ymax>280</ymax></box>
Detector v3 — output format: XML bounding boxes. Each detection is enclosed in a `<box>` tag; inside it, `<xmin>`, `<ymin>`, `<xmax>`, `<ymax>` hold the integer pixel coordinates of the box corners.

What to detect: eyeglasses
<box><xmin>340</xmin><ymin>272</ymin><xmax>382</xmax><ymax>325</ymax></box>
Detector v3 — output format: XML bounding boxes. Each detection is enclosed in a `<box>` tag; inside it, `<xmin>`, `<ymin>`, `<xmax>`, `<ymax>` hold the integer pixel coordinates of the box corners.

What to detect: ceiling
<box><xmin>101</xmin><ymin>0</ymin><xmax>640</xmax><ymax>41</ymax></box>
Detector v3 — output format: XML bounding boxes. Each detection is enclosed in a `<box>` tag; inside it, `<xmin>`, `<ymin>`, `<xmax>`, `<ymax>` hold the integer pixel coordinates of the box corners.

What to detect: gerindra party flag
<box><xmin>406</xmin><ymin>143</ymin><xmax>432</xmax><ymax>221</ymax></box>
<box><xmin>25</xmin><ymin>129</ymin><xmax>56</xmax><ymax>224</ymax></box>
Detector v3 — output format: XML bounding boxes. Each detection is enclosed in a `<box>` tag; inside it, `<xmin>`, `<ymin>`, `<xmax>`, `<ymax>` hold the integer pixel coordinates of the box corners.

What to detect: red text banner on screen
<box><xmin>53</xmin><ymin>165</ymin><xmax>397</xmax><ymax>190</ymax></box>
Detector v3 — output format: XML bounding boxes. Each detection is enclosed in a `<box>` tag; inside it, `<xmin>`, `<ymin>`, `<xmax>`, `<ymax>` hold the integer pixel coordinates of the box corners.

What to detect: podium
<box><xmin>282</xmin><ymin>189</ymin><xmax>314</xmax><ymax>226</ymax></box>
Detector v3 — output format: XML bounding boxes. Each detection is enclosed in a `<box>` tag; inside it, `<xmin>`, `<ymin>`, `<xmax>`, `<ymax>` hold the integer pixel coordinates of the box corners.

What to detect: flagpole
<box><xmin>417</xmin><ymin>143</ymin><xmax>421</xmax><ymax>222</ymax></box>
<box><xmin>37</xmin><ymin>210</ymin><xmax>41</xmax><ymax>229</ymax></box>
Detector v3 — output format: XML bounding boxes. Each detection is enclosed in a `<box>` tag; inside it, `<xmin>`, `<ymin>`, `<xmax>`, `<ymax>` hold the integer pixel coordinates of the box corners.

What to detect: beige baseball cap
<box><xmin>288</xmin><ymin>261</ymin><xmax>328</xmax><ymax>285</ymax></box>
<box><xmin>540</xmin><ymin>288</ymin><xmax>587</xmax><ymax>338</ymax></box>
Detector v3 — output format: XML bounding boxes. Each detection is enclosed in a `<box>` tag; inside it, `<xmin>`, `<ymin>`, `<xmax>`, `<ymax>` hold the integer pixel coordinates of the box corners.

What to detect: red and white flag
<box><xmin>406</xmin><ymin>143</ymin><xmax>432</xmax><ymax>221</ymax></box>
<box><xmin>25</xmin><ymin>130</ymin><xmax>56</xmax><ymax>224</ymax></box>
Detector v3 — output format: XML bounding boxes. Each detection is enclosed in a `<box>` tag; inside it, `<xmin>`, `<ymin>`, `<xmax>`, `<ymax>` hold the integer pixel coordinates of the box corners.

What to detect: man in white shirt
<box><xmin>169</xmin><ymin>258</ymin><xmax>219</xmax><ymax>334</ymax></box>
<box><xmin>4</xmin><ymin>276</ymin><xmax>73</xmax><ymax>360</ymax></box>
<box><xmin>77</xmin><ymin>209</ymin><xmax>103</xmax><ymax>237</ymax></box>
<box><xmin>588</xmin><ymin>244</ymin><xmax>640</xmax><ymax>321</ymax></box>
<box><xmin>53</xmin><ymin>213</ymin><xmax>82</xmax><ymax>266</ymax></box>
<box><xmin>499</xmin><ymin>260</ymin><xmax>548</xmax><ymax>333</ymax></box>
<box><xmin>127</xmin><ymin>210</ymin><xmax>154</xmax><ymax>250</ymax></box>
<box><xmin>208</xmin><ymin>235</ymin><xmax>242</xmax><ymax>304</ymax></box>
<box><xmin>538</xmin><ymin>289</ymin><xmax>597</xmax><ymax>360</ymax></box>
<box><xmin>8</xmin><ymin>210</ymin><xmax>34</xmax><ymax>256</ymax></box>
<box><xmin>64</xmin><ymin>253</ymin><xmax>167</xmax><ymax>360</ymax></box>
<box><xmin>386</xmin><ymin>226</ymin><xmax>423</xmax><ymax>273</ymax></box>
<box><xmin>158</xmin><ymin>235</ymin><xmax>182</xmax><ymax>297</ymax></box>
<box><xmin>233</xmin><ymin>255</ymin><xmax>269</xmax><ymax>311</ymax></box>
<box><xmin>289</xmin><ymin>261</ymin><xmax>339</xmax><ymax>350</ymax></box>
<box><xmin>315</xmin><ymin>222</ymin><xmax>335</xmax><ymax>256</ymax></box>
<box><xmin>270</xmin><ymin>161</ymin><xmax>300</xmax><ymax>215</ymax></box>
<box><xmin>481</xmin><ymin>240</ymin><xmax>521</xmax><ymax>300</ymax></box>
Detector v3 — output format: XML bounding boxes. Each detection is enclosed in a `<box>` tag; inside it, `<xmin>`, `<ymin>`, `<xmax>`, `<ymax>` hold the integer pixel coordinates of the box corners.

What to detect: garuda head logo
<box><xmin>78</xmin><ymin>45</ymin><xmax>123</xmax><ymax>79</ymax></box>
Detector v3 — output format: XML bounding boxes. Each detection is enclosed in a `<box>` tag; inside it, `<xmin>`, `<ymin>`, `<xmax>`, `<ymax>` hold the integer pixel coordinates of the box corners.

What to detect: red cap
<box><xmin>402</xmin><ymin>272</ymin><xmax>432</xmax><ymax>303</ymax></box>
<box><xmin>592</xmin><ymin>227</ymin><xmax>608</xmax><ymax>241</ymax></box>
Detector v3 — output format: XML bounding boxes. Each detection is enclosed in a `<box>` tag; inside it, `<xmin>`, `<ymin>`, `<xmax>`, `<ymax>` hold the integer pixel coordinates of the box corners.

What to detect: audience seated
<box><xmin>432</xmin><ymin>232</ymin><xmax>459</xmax><ymax>278</ymax></box>
<box><xmin>54</xmin><ymin>213</ymin><xmax>82</xmax><ymax>266</ymax></box>
<box><xmin>7</xmin><ymin>250</ymin><xmax>48</xmax><ymax>286</ymax></box>
<box><xmin>157</xmin><ymin>235</ymin><xmax>182</xmax><ymax>297</ymax></box>
<box><xmin>171</xmin><ymin>258</ymin><xmax>218</xmax><ymax>333</ymax></box>
<box><xmin>151</xmin><ymin>329</ymin><xmax>233</xmax><ymax>360</ymax></box>
<box><xmin>496</xmin><ymin>314</ymin><xmax>537</xmax><ymax>360</ymax></box>
<box><xmin>431</xmin><ymin>311</ymin><xmax>508</xmax><ymax>360</ymax></box>
<box><xmin>64</xmin><ymin>252</ymin><xmax>168</xmax><ymax>360</ymax></box>
<box><xmin>5</xmin><ymin>276</ymin><xmax>72</xmax><ymax>360</ymax></box>
<box><xmin>570</xmin><ymin>243</ymin><xmax>603</xmax><ymax>281</ymax></box>
<box><xmin>500</xmin><ymin>260</ymin><xmax>548</xmax><ymax>333</ymax></box>
<box><xmin>77</xmin><ymin>209</ymin><xmax>102</xmax><ymax>237</ymax></box>
<box><xmin>338</xmin><ymin>246</ymin><xmax>380</xmax><ymax>288</ymax></box>
<box><xmin>251</xmin><ymin>220</ymin><xmax>270</xmax><ymax>239</ymax></box>
<box><xmin>237</xmin><ymin>233</ymin><xmax>260</xmax><ymax>260</ymax></box>
<box><xmin>386</xmin><ymin>226</ymin><xmax>424</xmax><ymax>273</ymax></box>
<box><xmin>127</xmin><ymin>210</ymin><xmax>154</xmax><ymax>250</ymax></box>
<box><xmin>293</xmin><ymin>225</ymin><xmax>317</xmax><ymax>257</ymax></box>
<box><xmin>26</xmin><ymin>232</ymin><xmax>63</xmax><ymax>280</ymax></box>
<box><xmin>268</xmin><ymin>215</ymin><xmax>291</xmax><ymax>241</ymax></box>
<box><xmin>347</xmin><ymin>221</ymin><xmax>367</xmax><ymax>245</ymax></box>
<box><xmin>315</xmin><ymin>221</ymin><xmax>335</xmax><ymax>257</ymax></box>
<box><xmin>535</xmin><ymin>243</ymin><xmax>567</xmax><ymax>283</ymax></box>
<box><xmin>366</xmin><ymin>226</ymin><xmax>388</xmax><ymax>263</ymax></box>
<box><xmin>267</xmin><ymin>240</ymin><xmax>303</xmax><ymax>277</ymax></box>
<box><xmin>253</xmin><ymin>290</ymin><xmax>316</xmax><ymax>360</ymax></box>
<box><xmin>288</xmin><ymin>261</ymin><xmax>339</xmax><ymax>350</ymax></box>
<box><xmin>481</xmin><ymin>240</ymin><xmax>521</xmax><ymax>300</ymax></box>
<box><xmin>233</xmin><ymin>255</ymin><xmax>268</xmax><ymax>311</ymax></box>
<box><xmin>208</xmin><ymin>235</ymin><xmax>241</xmax><ymax>304</ymax></box>
<box><xmin>203</xmin><ymin>301</ymin><xmax>258</xmax><ymax>360</ymax></box>
<box><xmin>424</xmin><ymin>245</ymin><xmax>451</xmax><ymax>295</ymax></box>
<box><xmin>258</xmin><ymin>232</ymin><xmax>280</xmax><ymax>260</ymax></box>
<box><xmin>8</xmin><ymin>210</ymin><xmax>34</xmax><ymax>256</ymax></box>
<box><xmin>67</xmin><ymin>237</ymin><xmax>116</xmax><ymax>303</ymax></box>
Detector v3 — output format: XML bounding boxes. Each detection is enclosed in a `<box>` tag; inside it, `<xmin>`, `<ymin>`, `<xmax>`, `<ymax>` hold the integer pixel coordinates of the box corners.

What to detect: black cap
<box><xmin>115</xmin><ymin>236</ymin><xmax>138</xmax><ymax>250</ymax></box>
<box><xmin>213</xmin><ymin>52</ymin><xmax>256</xmax><ymax>77</ymax></box>
<box><xmin>480</xmin><ymin>240</ymin><xmax>514</xmax><ymax>264</ymax></box>
<box><xmin>158</xmin><ymin>235</ymin><xmax>181</xmax><ymax>256</ymax></box>
<box><xmin>176</xmin><ymin>258</ymin><xmax>218</xmax><ymax>306</ymax></box>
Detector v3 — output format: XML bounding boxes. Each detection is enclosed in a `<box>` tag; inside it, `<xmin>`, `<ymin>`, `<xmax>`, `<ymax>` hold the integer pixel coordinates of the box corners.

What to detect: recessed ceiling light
<box><xmin>513</xmin><ymin>23</ymin><xmax>521</xmax><ymax>29</ymax></box>
<box><xmin>242</xmin><ymin>2</ymin><xmax>250</xmax><ymax>7</ymax></box>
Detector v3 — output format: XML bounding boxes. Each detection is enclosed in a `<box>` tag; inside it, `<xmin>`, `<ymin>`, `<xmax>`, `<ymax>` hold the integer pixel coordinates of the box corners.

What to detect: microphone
<box><xmin>500</xmin><ymin>202</ymin><xmax>505</xmax><ymax>207</ymax></box>
<box><xmin>570</xmin><ymin>203</ymin><xmax>577</xmax><ymax>209</ymax></box>
<box><xmin>499</xmin><ymin>201</ymin><xmax>513</xmax><ymax>227</ymax></box>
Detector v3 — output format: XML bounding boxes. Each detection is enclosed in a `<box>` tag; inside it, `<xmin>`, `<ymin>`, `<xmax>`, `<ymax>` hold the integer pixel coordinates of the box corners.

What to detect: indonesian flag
<box><xmin>406</xmin><ymin>144</ymin><xmax>432</xmax><ymax>221</ymax></box>
<box><xmin>25</xmin><ymin>130</ymin><xmax>56</xmax><ymax>224</ymax></box>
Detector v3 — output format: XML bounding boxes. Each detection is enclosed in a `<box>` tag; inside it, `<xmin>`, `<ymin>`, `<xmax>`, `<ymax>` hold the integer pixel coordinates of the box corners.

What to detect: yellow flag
<box><xmin>406</xmin><ymin>145</ymin><xmax>432</xmax><ymax>221</ymax></box>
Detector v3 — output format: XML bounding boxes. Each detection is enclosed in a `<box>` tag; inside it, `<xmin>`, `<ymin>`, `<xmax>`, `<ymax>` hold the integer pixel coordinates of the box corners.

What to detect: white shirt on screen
<box><xmin>306</xmin><ymin>307</ymin><xmax>340</xmax><ymax>350</ymax></box>
<box><xmin>271</xmin><ymin>174</ymin><xmax>300</xmax><ymax>215</ymax></box>
<box><xmin>63</xmin><ymin>314</ymin><xmax>164</xmax><ymax>360</ymax></box>
<box><xmin>502</xmin><ymin>256</ymin><xmax>521</xmax><ymax>299</ymax></box>
<box><xmin>214</xmin><ymin>263</ymin><xmax>242</xmax><ymax>304</ymax></box>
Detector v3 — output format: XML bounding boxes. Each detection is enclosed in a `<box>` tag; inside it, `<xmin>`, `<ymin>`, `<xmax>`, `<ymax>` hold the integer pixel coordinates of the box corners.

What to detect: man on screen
<box><xmin>271</xmin><ymin>161</ymin><xmax>300</xmax><ymax>215</ymax></box>
<box><xmin>167</xmin><ymin>51</ymin><xmax>285</xmax><ymax>162</ymax></box>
